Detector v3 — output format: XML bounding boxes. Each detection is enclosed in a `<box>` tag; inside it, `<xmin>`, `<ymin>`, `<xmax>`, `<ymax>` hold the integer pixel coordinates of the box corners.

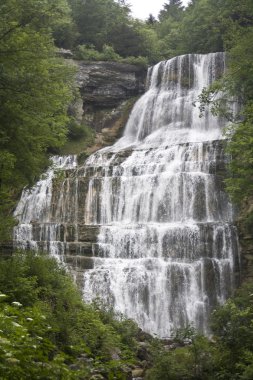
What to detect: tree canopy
<box><xmin>0</xmin><ymin>0</ymin><xmax>76</xmax><ymax>240</ymax></box>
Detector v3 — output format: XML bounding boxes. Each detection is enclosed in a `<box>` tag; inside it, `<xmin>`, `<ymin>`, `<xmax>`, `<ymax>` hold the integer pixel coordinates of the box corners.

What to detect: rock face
<box><xmin>236</xmin><ymin>198</ymin><xmax>253</xmax><ymax>281</ymax></box>
<box><xmin>77</xmin><ymin>61</ymin><xmax>146</xmax><ymax>108</ymax></box>
<box><xmin>76</xmin><ymin>61</ymin><xmax>146</xmax><ymax>133</ymax></box>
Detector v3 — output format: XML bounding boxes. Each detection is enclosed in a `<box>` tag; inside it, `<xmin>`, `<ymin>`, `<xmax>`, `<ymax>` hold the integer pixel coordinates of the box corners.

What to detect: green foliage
<box><xmin>154</xmin><ymin>0</ymin><xmax>253</xmax><ymax>59</ymax></box>
<box><xmin>223</xmin><ymin>28</ymin><xmax>253</xmax><ymax>203</ymax></box>
<box><xmin>0</xmin><ymin>300</ymin><xmax>72</xmax><ymax>379</ymax></box>
<box><xmin>91</xmin><ymin>299</ymin><xmax>139</xmax><ymax>354</ymax></box>
<box><xmin>146</xmin><ymin>347</ymin><xmax>196</xmax><ymax>380</ymax></box>
<box><xmin>146</xmin><ymin>326</ymin><xmax>216</xmax><ymax>380</ymax></box>
<box><xmin>0</xmin><ymin>152</ymin><xmax>18</xmax><ymax>241</ymax></box>
<box><xmin>65</xmin><ymin>0</ymin><xmax>162</xmax><ymax>64</ymax></box>
<box><xmin>210</xmin><ymin>282</ymin><xmax>253</xmax><ymax>379</ymax></box>
<box><xmin>120</xmin><ymin>56</ymin><xmax>148</xmax><ymax>68</ymax></box>
<box><xmin>0</xmin><ymin>0</ymin><xmax>76</xmax><ymax>241</ymax></box>
<box><xmin>175</xmin><ymin>0</ymin><xmax>224</xmax><ymax>54</ymax></box>
<box><xmin>68</xmin><ymin>0</ymin><xmax>131</xmax><ymax>50</ymax></box>
<box><xmin>145</xmin><ymin>282</ymin><xmax>253</xmax><ymax>380</ymax></box>
<box><xmin>74</xmin><ymin>44</ymin><xmax>149</xmax><ymax>68</ymax></box>
<box><xmin>225</xmin><ymin>118</ymin><xmax>253</xmax><ymax>203</ymax></box>
<box><xmin>75</xmin><ymin>44</ymin><xmax>121</xmax><ymax>62</ymax></box>
<box><xmin>158</xmin><ymin>0</ymin><xmax>184</xmax><ymax>23</ymax></box>
<box><xmin>54</xmin><ymin>0</ymin><xmax>253</xmax><ymax>68</ymax></box>
<box><xmin>243</xmin><ymin>210</ymin><xmax>253</xmax><ymax>234</ymax></box>
<box><xmin>77</xmin><ymin>152</ymin><xmax>90</xmax><ymax>165</ymax></box>
<box><xmin>67</xmin><ymin>120</ymin><xmax>91</xmax><ymax>141</ymax></box>
<box><xmin>0</xmin><ymin>252</ymin><xmax>141</xmax><ymax>379</ymax></box>
<box><xmin>60</xmin><ymin>124</ymin><xmax>95</xmax><ymax>155</ymax></box>
<box><xmin>197</xmin><ymin>24</ymin><xmax>253</xmax><ymax>204</ymax></box>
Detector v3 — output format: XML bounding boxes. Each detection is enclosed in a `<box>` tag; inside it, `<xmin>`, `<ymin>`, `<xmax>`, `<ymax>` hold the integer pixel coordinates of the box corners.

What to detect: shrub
<box><xmin>68</xmin><ymin>120</ymin><xmax>90</xmax><ymax>140</ymax></box>
<box><xmin>0</xmin><ymin>252</ymin><xmax>139</xmax><ymax>379</ymax></box>
<box><xmin>73</xmin><ymin>44</ymin><xmax>148</xmax><ymax>68</ymax></box>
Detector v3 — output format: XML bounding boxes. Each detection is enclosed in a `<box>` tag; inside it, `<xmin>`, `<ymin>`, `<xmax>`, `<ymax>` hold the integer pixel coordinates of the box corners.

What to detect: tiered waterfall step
<box><xmin>32</xmin><ymin>223</ymin><xmax>100</xmax><ymax>242</ymax></box>
<box><xmin>76</xmin><ymin>140</ymin><xmax>228</xmax><ymax>178</ymax></box>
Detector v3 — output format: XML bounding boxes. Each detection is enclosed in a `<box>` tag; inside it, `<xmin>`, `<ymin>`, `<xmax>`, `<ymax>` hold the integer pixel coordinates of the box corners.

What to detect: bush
<box><xmin>74</xmin><ymin>44</ymin><xmax>104</xmax><ymax>61</ymax></box>
<box><xmin>146</xmin><ymin>328</ymin><xmax>216</xmax><ymax>380</ymax></box>
<box><xmin>120</xmin><ymin>55</ymin><xmax>149</xmax><ymax>68</ymax></box>
<box><xmin>73</xmin><ymin>44</ymin><xmax>148</xmax><ymax>68</ymax></box>
<box><xmin>102</xmin><ymin>44</ymin><xmax>121</xmax><ymax>61</ymax></box>
<box><xmin>67</xmin><ymin>120</ymin><xmax>90</xmax><ymax>140</ymax></box>
<box><xmin>145</xmin><ymin>282</ymin><xmax>253</xmax><ymax>380</ymax></box>
<box><xmin>0</xmin><ymin>252</ymin><xmax>139</xmax><ymax>379</ymax></box>
<box><xmin>74</xmin><ymin>44</ymin><xmax>119</xmax><ymax>61</ymax></box>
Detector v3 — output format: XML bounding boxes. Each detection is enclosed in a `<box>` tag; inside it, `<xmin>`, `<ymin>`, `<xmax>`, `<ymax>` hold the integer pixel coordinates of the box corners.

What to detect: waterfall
<box><xmin>14</xmin><ymin>156</ymin><xmax>77</xmax><ymax>256</ymax></box>
<box><xmin>14</xmin><ymin>53</ymin><xmax>240</xmax><ymax>337</ymax></box>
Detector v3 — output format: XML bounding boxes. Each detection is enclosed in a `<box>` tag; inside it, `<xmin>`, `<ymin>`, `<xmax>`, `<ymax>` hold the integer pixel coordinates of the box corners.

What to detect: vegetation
<box><xmin>2</xmin><ymin>252</ymin><xmax>253</xmax><ymax>379</ymax></box>
<box><xmin>2</xmin><ymin>250</ymin><xmax>253</xmax><ymax>379</ymax></box>
<box><xmin>57</xmin><ymin>0</ymin><xmax>163</xmax><ymax>64</ymax></box>
<box><xmin>146</xmin><ymin>282</ymin><xmax>253</xmax><ymax>380</ymax></box>
<box><xmin>59</xmin><ymin>123</ymin><xmax>95</xmax><ymax>156</ymax></box>
<box><xmin>198</xmin><ymin>25</ymin><xmax>253</xmax><ymax>206</ymax></box>
<box><xmin>0</xmin><ymin>252</ymin><xmax>140</xmax><ymax>379</ymax></box>
<box><xmin>74</xmin><ymin>44</ymin><xmax>149</xmax><ymax>68</ymax></box>
<box><xmin>0</xmin><ymin>0</ymin><xmax>76</xmax><ymax>240</ymax></box>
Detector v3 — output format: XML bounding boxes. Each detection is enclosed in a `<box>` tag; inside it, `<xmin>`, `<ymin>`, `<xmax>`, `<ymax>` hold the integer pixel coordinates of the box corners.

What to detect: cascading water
<box><xmin>14</xmin><ymin>156</ymin><xmax>77</xmax><ymax>256</ymax></box>
<box><xmin>14</xmin><ymin>53</ymin><xmax>240</xmax><ymax>337</ymax></box>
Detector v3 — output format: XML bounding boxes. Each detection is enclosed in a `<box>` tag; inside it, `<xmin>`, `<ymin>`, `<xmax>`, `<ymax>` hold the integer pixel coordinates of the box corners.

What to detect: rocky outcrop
<box><xmin>76</xmin><ymin>61</ymin><xmax>146</xmax><ymax>109</ymax></box>
<box><xmin>75</xmin><ymin>61</ymin><xmax>146</xmax><ymax>136</ymax></box>
<box><xmin>64</xmin><ymin>59</ymin><xmax>147</xmax><ymax>154</ymax></box>
<box><xmin>84</xmin><ymin>97</ymin><xmax>138</xmax><ymax>154</ymax></box>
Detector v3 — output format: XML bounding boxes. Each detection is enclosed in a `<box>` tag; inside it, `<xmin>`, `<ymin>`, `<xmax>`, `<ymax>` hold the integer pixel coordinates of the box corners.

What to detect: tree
<box><xmin>69</xmin><ymin>0</ymin><xmax>131</xmax><ymax>50</ymax></box>
<box><xmin>146</xmin><ymin>14</ymin><xmax>157</xmax><ymax>25</ymax></box>
<box><xmin>158</xmin><ymin>0</ymin><xmax>184</xmax><ymax>22</ymax></box>
<box><xmin>0</xmin><ymin>0</ymin><xmax>76</xmax><ymax>242</ymax></box>
<box><xmin>222</xmin><ymin>27</ymin><xmax>253</xmax><ymax>204</ymax></box>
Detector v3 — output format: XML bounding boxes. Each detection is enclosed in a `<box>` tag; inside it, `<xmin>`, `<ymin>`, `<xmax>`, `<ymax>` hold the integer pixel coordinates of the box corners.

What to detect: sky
<box><xmin>129</xmin><ymin>0</ymin><xmax>190</xmax><ymax>20</ymax></box>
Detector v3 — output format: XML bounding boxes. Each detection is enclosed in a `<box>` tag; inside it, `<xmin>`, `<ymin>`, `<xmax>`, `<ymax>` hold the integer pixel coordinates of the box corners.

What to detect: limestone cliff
<box><xmin>76</xmin><ymin>61</ymin><xmax>146</xmax><ymax>112</ymax></box>
<box><xmin>73</xmin><ymin>60</ymin><xmax>146</xmax><ymax>151</ymax></box>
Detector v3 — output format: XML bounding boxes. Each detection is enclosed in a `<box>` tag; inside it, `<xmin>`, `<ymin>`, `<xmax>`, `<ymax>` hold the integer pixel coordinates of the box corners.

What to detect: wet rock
<box><xmin>136</xmin><ymin>328</ymin><xmax>153</xmax><ymax>342</ymax></box>
<box><xmin>65</xmin><ymin>255</ymin><xmax>94</xmax><ymax>270</ymax></box>
<box><xmin>72</xmin><ymin>61</ymin><xmax>147</xmax><ymax>140</ymax></box>
<box><xmin>110</xmin><ymin>348</ymin><xmax>121</xmax><ymax>360</ymax></box>
<box><xmin>137</xmin><ymin>342</ymin><xmax>151</xmax><ymax>362</ymax></box>
<box><xmin>132</xmin><ymin>368</ymin><xmax>144</xmax><ymax>378</ymax></box>
<box><xmin>57</xmin><ymin>48</ymin><xmax>73</xmax><ymax>59</ymax></box>
<box><xmin>66</xmin><ymin>224</ymin><xmax>76</xmax><ymax>242</ymax></box>
<box><xmin>78</xmin><ymin>225</ymin><xmax>100</xmax><ymax>242</ymax></box>
<box><xmin>89</xmin><ymin>375</ymin><xmax>104</xmax><ymax>380</ymax></box>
